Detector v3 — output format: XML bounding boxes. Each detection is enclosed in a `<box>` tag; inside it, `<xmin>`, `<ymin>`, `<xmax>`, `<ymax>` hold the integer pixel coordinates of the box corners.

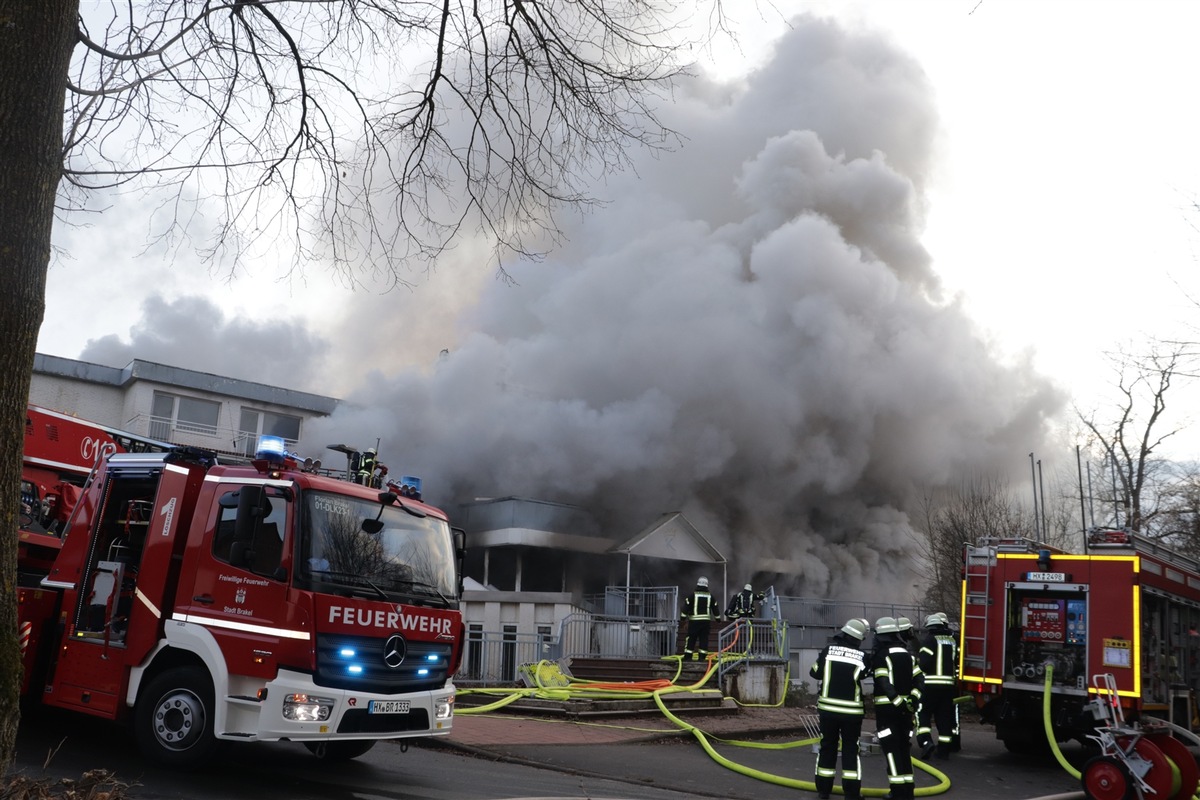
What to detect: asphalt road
<box><xmin>433</xmin><ymin>720</ymin><xmax>1091</xmax><ymax>799</ymax></box>
<box><xmin>8</xmin><ymin>705</ymin><xmax>1101</xmax><ymax>800</ymax></box>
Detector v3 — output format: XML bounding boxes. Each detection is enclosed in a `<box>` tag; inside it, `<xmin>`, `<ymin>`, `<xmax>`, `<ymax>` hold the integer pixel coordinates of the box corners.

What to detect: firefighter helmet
<box><xmin>743</xmin><ymin>583</ymin><xmax>752</xmax><ymax>591</ymax></box>
<box><xmin>875</xmin><ymin>616</ymin><xmax>899</xmax><ymax>634</ymax></box>
<box><xmin>926</xmin><ymin>613</ymin><xmax>946</xmax><ymax>628</ymax></box>
<box><xmin>937</xmin><ymin>612</ymin><xmax>950</xmax><ymax>626</ymax></box>
<box><xmin>697</xmin><ymin>577</ymin><xmax>709</xmax><ymax>588</ymax></box>
<box><xmin>841</xmin><ymin>618</ymin><xmax>869</xmax><ymax>640</ymax></box>
<box><xmin>897</xmin><ymin>616</ymin><xmax>912</xmax><ymax>632</ymax></box>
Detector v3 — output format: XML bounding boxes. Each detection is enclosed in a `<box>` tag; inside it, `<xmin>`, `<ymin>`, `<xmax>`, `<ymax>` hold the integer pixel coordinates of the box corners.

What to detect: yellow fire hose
<box><xmin>457</xmin><ymin>654</ymin><xmax>952</xmax><ymax>796</ymax></box>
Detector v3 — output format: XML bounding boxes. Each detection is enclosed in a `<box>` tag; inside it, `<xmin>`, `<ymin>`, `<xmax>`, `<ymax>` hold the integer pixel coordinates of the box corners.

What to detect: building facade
<box><xmin>31</xmin><ymin>354</ymin><xmax>338</xmax><ymax>459</ymax></box>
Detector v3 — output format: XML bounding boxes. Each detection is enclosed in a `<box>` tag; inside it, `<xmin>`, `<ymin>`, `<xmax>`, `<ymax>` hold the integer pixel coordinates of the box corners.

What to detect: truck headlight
<box><xmin>435</xmin><ymin>695</ymin><xmax>454</xmax><ymax>720</ymax></box>
<box><xmin>283</xmin><ymin>693</ymin><xmax>334</xmax><ymax>721</ymax></box>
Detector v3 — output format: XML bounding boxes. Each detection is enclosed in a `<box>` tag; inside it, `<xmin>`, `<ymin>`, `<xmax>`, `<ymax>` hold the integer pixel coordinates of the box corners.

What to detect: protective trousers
<box><xmin>814</xmin><ymin>710</ymin><xmax>863</xmax><ymax>800</ymax></box>
<box><xmin>684</xmin><ymin>619</ymin><xmax>710</xmax><ymax>658</ymax></box>
<box><xmin>875</xmin><ymin>705</ymin><xmax>914</xmax><ymax>800</ymax></box>
<box><xmin>916</xmin><ymin>684</ymin><xmax>957</xmax><ymax>758</ymax></box>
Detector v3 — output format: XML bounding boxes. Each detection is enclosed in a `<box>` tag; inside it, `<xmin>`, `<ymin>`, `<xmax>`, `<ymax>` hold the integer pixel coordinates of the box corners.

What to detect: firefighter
<box><xmin>725</xmin><ymin>583</ymin><xmax>759</xmax><ymax>620</ymax></box>
<box><xmin>680</xmin><ymin>577</ymin><xmax>717</xmax><ymax>660</ymax></box>
<box><xmin>810</xmin><ymin>618</ymin><xmax>870</xmax><ymax>800</ymax></box>
<box><xmin>872</xmin><ymin>616</ymin><xmax>924</xmax><ymax>800</ymax></box>
<box><xmin>356</xmin><ymin>448</ymin><xmax>384</xmax><ymax>487</ymax></box>
<box><xmin>916</xmin><ymin>612</ymin><xmax>959</xmax><ymax>760</ymax></box>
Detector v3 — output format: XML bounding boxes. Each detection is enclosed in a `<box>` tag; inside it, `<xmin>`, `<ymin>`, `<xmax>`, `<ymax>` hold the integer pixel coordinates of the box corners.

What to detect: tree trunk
<box><xmin>0</xmin><ymin>0</ymin><xmax>78</xmax><ymax>777</ymax></box>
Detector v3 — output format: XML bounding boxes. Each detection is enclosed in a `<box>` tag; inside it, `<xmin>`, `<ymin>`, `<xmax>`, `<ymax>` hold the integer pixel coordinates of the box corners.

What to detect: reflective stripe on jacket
<box><xmin>918</xmin><ymin>629</ymin><xmax>959</xmax><ymax>686</ymax></box>
<box><xmin>683</xmin><ymin>590</ymin><xmax>715</xmax><ymax>621</ymax></box>
<box><xmin>809</xmin><ymin>638</ymin><xmax>867</xmax><ymax>715</ymax></box>
<box><xmin>872</xmin><ymin>643</ymin><xmax>924</xmax><ymax>707</ymax></box>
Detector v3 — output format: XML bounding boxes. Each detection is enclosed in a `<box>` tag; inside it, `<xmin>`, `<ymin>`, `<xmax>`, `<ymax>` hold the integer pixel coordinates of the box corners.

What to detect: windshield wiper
<box><xmin>393</xmin><ymin>578</ymin><xmax>450</xmax><ymax>605</ymax></box>
<box><xmin>309</xmin><ymin>569</ymin><xmax>389</xmax><ymax>601</ymax></box>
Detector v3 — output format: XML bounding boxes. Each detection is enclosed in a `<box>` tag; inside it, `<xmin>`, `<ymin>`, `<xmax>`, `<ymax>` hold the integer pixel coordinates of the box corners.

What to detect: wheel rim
<box><xmin>1084</xmin><ymin>758</ymin><xmax>1130</xmax><ymax>800</ymax></box>
<box><xmin>151</xmin><ymin>689</ymin><xmax>206</xmax><ymax>752</ymax></box>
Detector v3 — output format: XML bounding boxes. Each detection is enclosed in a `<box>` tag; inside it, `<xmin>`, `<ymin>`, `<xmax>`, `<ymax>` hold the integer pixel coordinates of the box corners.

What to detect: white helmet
<box><xmin>926</xmin><ymin>613</ymin><xmax>946</xmax><ymax>628</ymax></box>
<box><xmin>897</xmin><ymin>616</ymin><xmax>912</xmax><ymax>632</ymax></box>
<box><xmin>841</xmin><ymin>618</ymin><xmax>869</xmax><ymax>641</ymax></box>
<box><xmin>697</xmin><ymin>577</ymin><xmax>709</xmax><ymax>588</ymax></box>
<box><xmin>875</xmin><ymin>616</ymin><xmax>899</xmax><ymax>634</ymax></box>
<box><xmin>743</xmin><ymin>583</ymin><xmax>752</xmax><ymax>591</ymax></box>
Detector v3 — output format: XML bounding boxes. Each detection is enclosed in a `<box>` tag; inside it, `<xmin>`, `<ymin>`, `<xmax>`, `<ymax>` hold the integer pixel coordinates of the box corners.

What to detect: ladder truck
<box><xmin>17</xmin><ymin>425</ymin><xmax>465</xmax><ymax>768</ymax></box>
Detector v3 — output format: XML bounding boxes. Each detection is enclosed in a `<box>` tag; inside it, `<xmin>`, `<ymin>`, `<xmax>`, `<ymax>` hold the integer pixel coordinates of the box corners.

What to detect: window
<box><xmin>212</xmin><ymin>487</ymin><xmax>289</xmax><ymax>579</ymax></box>
<box><xmin>238</xmin><ymin>408</ymin><xmax>302</xmax><ymax>456</ymax></box>
<box><xmin>150</xmin><ymin>392</ymin><xmax>220</xmax><ymax>439</ymax></box>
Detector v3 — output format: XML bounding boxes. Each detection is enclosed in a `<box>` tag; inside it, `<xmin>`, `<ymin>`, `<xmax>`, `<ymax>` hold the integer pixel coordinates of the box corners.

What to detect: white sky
<box><xmin>40</xmin><ymin>0</ymin><xmax>1200</xmax><ymax>455</ymax></box>
<box><xmin>713</xmin><ymin>0</ymin><xmax>1200</xmax><ymax>460</ymax></box>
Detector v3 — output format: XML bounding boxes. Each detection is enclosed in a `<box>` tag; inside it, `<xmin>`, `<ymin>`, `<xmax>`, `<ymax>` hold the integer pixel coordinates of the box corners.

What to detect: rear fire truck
<box><xmin>17</xmin><ymin>420</ymin><xmax>465</xmax><ymax>768</ymax></box>
<box><xmin>960</xmin><ymin>529</ymin><xmax>1200</xmax><ymax>753</ymax></box>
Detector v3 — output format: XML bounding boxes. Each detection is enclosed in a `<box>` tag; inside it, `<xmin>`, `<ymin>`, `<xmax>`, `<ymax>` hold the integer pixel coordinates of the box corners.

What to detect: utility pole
<box><xmin>1076</xmin><ymin>445</ymin><xmax>1087</xmax><ymax>551</ymax></box>
<box><xmin>1030</xmin><ymin>452</ymin><xmax>1041</xmax><ymax>540</ymax></box>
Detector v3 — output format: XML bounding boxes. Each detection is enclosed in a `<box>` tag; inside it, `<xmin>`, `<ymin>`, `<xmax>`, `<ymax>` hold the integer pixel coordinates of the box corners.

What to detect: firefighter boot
<box><xmin>814</xmin><ymin>774</ymin><xmax>834</xmax><ymax>799</ymax></box>
<box><xmin>936</xmin><ymin>742</ymin><xmax>951</xmax><ymax>761</ymax></box>
<box><xmin>842</xmin><ymin>778</ymin><xmax>862</xmax><ymax>800</ymax></box>
<box><xmin>918</xmin><ymin>740</ymin><xmax>936</xmax><ymax>760</ymax></box>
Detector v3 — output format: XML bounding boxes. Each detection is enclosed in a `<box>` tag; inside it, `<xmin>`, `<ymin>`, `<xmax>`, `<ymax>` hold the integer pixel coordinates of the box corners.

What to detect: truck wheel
<box><xmin>303</xmin><ymin>740</ymin><xmax>377</xmax><ymax>761</ymax></box>
<box><xmin>1081</xmin><ymin>755</ymin><xmax>1133</xmax><ymax>800</ymax></box>
<box><xmin>135</xmin><ymin>666</ymin><xmax>218</xmax><ymax>768</ymax></box>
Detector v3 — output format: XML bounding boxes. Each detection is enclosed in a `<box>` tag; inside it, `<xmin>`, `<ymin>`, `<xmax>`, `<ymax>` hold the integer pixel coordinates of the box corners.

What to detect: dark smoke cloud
<box><xmin>79</xmin><ymin>293</ymin><xmax>331</xmax><ymax>390</ymax></box>
<box><xmin>297</xmin><ymin>15</ymin><xmax>1066</xmax><ymax>600</ymax></box>
<box><xmin>67</xmin><ymin>15</ymin><xmax>1066</xmax><ymax>601</ymax></box>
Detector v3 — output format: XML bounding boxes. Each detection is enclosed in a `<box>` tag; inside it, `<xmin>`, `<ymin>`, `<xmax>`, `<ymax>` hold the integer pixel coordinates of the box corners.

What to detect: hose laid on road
<box><xmin>457</xmin><ymin>655</ymin><xmax>952</xmax><ymax>796</ymax></box>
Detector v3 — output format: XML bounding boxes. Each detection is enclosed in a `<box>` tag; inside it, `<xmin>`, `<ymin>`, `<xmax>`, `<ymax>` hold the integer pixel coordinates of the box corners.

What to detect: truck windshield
<box><xmin>300</xmin><ymin>491</ymin><xmax>456</xmax><ymax>606</ymax></box>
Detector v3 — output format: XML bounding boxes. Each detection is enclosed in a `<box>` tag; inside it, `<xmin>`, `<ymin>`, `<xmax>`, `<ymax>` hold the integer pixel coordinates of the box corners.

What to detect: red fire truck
<box><xmin>21</xmin><ymin>404</ymin><xmax>173</xmax><ymax>534</ymax></box>
<box><xmin>17</xmin><ymin>419</ymin><xmax>465</xmax><ymax>768</ymax></box>
<box><xmin>960</xmin><ymin>529</ymin><xmax>1200</xmax><ymax>753</ymax></box>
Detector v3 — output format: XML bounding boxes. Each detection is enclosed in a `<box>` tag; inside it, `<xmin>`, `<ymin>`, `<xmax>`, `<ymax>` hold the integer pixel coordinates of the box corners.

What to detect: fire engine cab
<box><xmin>961</xmin><ymin>529</ymin><xmax>1200</xmax><ymax>753</ymax></box>
<box><xmin>17</xmin><ymin>425</ymin><xmax>465</xmax><ymax>768</ymax></box>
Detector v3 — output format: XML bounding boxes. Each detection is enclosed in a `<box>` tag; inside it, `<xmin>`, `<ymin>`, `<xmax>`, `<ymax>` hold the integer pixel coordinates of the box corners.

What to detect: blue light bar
<box><xmin>255</xmin><ymin>435</ymin><xmax>287</xmax><ymax>462</ymax></box>
<box><xmin>347</xmin><ymin>665</ymin><xmax>363</xmax><ymax>675</ymax></box>
<box><xmin>417</xmin><ymin>668</ymin><xmax>429</xmax><ymax>676</ymax></box>
<box><xmin>426</xmin><ymin>654</ymin><xmax>439</xmax><ymax>662</ymax></box>
<box><xmin>339</xmin><ymin>648</ymin><xmax>357</xmax><ymax>658</ymax></box>
<box><xmin>400</xmin><ymin>475</ymin><xmax>422</xmax><ymax>499</ymax></box>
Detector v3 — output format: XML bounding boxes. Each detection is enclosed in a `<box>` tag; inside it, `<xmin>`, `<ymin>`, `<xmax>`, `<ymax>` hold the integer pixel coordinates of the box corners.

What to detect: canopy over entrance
<box><xmin>611</xmin><ymin>512</ymin><xmax>727</xmax><ymax>614</ymax></box>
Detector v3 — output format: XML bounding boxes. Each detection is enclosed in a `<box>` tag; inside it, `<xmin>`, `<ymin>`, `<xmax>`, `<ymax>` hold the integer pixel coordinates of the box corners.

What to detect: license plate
<box><xmin>369</xmin><ymin>700</ymin><xmax>410</xmax><ymax>714</ymax></box>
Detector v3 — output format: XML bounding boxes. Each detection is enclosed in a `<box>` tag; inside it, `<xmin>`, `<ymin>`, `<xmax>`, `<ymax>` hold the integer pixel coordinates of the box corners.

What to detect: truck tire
<box><xmin>135</xmin><ymin>666</ymin><xmax>218</xmax><ymax>768</ymax></box>
<box><xmin>303</xmin><ymin>740</ymin><xmax>377</xmax><ymax>761</ymax></box>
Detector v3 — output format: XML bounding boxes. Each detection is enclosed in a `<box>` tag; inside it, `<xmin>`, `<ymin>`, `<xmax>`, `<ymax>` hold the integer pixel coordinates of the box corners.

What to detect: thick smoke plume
<box><xmin>299</xmin><ymin>16</ymin><xmax>1064</xmax><ymax>599</ymax></box>
<box><xmin>75</xmin><ymin>16</ymin><xmax>1066</xmax><ymax>600</ymax></box>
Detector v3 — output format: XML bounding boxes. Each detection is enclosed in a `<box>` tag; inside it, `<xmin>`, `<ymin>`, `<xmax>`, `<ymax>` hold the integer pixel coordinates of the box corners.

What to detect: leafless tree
<box><xmin>1152</xmin><ymin>460</ymin><xmax>1200</xmax><ymax>557</ymax></box>
<box><xmin>0</xmin><ymin>0</ymin><xmax>726</xmax><ymax>773</ymax></box>
<box><xmin>914</xmin><ymin>470</ymin><xmax>1080</xmax><ymax>615</ymax></box>
<box><xmin>1077</xmin><ymin>344</ymin><xmax>1190</xmax><ymax>536</ymax></box>
<box><xmin>914</xmin><ymin>476</ymin><xmax>1028</xmax><ymax>616</ymax></box>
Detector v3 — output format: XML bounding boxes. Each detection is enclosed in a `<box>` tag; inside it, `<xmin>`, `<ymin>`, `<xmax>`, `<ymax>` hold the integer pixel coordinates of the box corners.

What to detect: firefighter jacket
<box><xmin>682</xmin><ymin>588</ymin><xmax>716</xmax><ymax>621</ymax></box>
<box><xmin>809</xmin><ymin>633</ymin><xmax>867</xmax><ymax>715</ymax></box>
<box><xmin>872</xmin><ymin>637</ymin><xmax>924</xmax><ymax>710</ymax></box>
<box><xmin>725</xmin><ymin>589</ymin><xmax>757</xmax><ymax>619</ymax></box>
<box><xmin>917</xmin><ymin>626</ymin><xmax>959</xmax><ymax>687</ymax></box>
